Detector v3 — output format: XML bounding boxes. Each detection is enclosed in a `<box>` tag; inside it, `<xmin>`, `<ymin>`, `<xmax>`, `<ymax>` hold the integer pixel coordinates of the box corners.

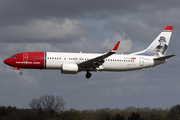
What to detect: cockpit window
<box><xmin>11</xmin><ymin>56</ymin><xmax>17</xmax><ymax>58</ymax></box>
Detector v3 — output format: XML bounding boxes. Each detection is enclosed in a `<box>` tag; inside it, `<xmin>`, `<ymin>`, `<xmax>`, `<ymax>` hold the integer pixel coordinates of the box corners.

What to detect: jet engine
<box><xmin>61</xmin><ymin>63</ymin><xmax>78</xmax><ymax>74</ymax></box>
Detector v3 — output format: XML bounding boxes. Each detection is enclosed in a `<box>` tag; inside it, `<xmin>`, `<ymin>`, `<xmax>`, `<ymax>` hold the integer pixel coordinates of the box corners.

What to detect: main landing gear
<box><xmin>86</xmin><ymin>71</ymin><xmax>92</xmax><ymax>79</ymax></box>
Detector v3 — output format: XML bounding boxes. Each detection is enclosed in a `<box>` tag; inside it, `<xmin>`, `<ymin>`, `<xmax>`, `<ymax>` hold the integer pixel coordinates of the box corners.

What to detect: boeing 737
<box><xmin>4</xmin><ymin>26</ymin><xmax>175</xmax><ymax>78</ymax></box>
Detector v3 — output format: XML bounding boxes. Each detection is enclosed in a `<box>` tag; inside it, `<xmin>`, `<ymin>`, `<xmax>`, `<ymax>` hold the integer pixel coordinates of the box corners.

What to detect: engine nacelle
<box><xmin>61</xmin><ymin>63</ymin><xmax>78</xmax><ymax>74</ymax></box>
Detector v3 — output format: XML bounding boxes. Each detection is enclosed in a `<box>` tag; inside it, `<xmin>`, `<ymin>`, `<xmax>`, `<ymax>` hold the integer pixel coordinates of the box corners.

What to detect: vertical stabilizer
<box><xmin>130</xmin><ymin>26</ymin><xmax>173</xmax><ymax>57</ymax></box>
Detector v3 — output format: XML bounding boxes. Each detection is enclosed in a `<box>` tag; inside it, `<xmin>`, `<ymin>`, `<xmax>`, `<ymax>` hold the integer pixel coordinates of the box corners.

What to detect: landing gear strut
<box><xmin>86</xmin><ymin>71</ymin><xmax>92</xmax><ymax>79</ymax></box>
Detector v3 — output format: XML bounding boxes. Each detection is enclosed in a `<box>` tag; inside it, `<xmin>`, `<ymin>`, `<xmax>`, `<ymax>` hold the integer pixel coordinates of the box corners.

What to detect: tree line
<box><xmin>0</xmin><ymin>95</ymin><xmax>180</xmax><ymax>120</ymax></box>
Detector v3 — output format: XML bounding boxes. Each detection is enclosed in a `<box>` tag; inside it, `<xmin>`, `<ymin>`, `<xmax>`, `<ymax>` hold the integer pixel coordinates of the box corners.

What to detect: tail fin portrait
<box><xmin>131</xmin><ymin>26</ymin><xmax>173</xmax><ymax>57</ymax></box>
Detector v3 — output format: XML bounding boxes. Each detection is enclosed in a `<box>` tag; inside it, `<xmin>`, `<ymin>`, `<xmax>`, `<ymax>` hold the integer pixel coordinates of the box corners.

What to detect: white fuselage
<box><xmin>45</xmin><ymin>52</ymin><xmax>159</xmax><ymax>72</ymax></box>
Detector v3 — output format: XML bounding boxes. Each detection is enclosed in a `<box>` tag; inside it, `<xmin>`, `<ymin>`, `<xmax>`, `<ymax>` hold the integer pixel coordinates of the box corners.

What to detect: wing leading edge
<box><xmin>78</xmin><ymin>41</ymin><xmax>120</xmax><ymax>71</ymax></box>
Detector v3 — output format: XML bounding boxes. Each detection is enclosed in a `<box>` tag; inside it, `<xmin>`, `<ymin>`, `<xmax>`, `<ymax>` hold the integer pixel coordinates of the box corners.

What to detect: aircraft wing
<box><xmin>78</xmin><ymin>41</ymin><xmax>120</xmax><ymax>71</ymax></box>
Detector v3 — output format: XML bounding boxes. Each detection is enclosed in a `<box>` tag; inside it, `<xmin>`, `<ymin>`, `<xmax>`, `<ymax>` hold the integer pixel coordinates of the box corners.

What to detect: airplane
<box><xmin>4</xmin><ymin>26</ymin><xmax>175</xmax><ymax>79</ymax></box>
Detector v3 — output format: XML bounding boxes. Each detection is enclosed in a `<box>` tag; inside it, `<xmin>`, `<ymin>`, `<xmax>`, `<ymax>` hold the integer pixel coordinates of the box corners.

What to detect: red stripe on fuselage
<box><xmin>9</xmin><ymin>52</ymin><xmax>45</xmax><ymax>69</ymax></box>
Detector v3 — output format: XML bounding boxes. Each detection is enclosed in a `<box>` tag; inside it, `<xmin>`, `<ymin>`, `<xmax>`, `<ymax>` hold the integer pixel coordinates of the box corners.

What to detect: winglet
<box><xmin>109</xmin><ymin>41</ymin><xmax>120</xmax><ymax>52</ymax></box>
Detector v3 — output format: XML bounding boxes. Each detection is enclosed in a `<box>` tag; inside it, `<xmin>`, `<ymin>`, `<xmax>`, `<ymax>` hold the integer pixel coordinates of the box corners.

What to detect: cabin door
<box><xmin>23</xmin><ymin>53</ymin><xmax>28</xmax><ymax>62</ymax></box>
<box><xmin>140</xmin><ymin>57</ymin><xmax>144</xmax><ymax>66</ymax></box>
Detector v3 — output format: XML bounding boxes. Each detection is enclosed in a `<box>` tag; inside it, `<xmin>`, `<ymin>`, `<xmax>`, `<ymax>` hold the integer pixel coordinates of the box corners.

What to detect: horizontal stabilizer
<box><xmin>153</xmin><ymin>54</ymin><xmax>175</xmax><ymax>60</ymax></box>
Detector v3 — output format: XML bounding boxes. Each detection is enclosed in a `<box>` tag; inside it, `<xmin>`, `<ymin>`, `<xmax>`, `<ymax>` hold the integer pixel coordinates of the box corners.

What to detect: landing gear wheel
<box><xmin>19</xmin><ymin>72</ymin><xmax>23</xmax><ymax>75</ymax></box>
<box><xmin>86</xmin><ymin>72</ymin><xmax>92</xmax><ymax>79</ymax></box>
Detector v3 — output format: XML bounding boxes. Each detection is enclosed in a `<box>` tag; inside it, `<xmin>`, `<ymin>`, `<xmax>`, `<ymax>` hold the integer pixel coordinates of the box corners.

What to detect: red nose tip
<box><xmin>4</xmin><ymin>58</ymin><xmax>10</xmax><ymax>65</ymax></box>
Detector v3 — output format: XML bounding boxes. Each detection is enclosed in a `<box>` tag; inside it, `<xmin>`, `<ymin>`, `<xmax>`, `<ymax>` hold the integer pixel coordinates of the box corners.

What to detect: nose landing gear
<box><xmin>13</xmin><ymin>67</ymin><xmax>23</xmax><ymax>75</ymax></box>
<box><xmin>19</xmin><ymin>71</ymin><xmax>23</xmax><ymax>75</ymax></box>
<box><xmin>86</xmin><ymin>71</ymin><xmax>92</xmax><ymax>79</ymax></box>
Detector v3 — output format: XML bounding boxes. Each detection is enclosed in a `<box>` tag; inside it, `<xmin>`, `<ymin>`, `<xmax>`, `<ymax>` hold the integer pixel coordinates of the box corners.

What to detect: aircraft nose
<box><xmin>4</xmin><ymin>58</ymin><xmax>11</xmax><ymax>65</ymax></box>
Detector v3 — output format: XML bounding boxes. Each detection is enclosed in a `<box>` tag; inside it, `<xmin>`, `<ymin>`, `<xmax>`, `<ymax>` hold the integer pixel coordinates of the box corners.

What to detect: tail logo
<box><xmin>151</xmin><ymin>36</ymin><xmax>168</xmax><ymax>57</ymax></box>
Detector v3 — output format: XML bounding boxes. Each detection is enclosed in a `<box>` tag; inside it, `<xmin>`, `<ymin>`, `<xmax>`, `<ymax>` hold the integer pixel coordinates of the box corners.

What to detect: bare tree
<box><xmin>29</xmin><ymin>95</ymin><xmax>65</xmax><ymax>112</ymax></box>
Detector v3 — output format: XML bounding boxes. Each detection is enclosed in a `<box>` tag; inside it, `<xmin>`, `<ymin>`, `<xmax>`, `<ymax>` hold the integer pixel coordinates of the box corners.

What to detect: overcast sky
<box><xmin>1</xmin><ymin>0</ymin><xmax>180</xmax><ymax>110</ymax></box>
